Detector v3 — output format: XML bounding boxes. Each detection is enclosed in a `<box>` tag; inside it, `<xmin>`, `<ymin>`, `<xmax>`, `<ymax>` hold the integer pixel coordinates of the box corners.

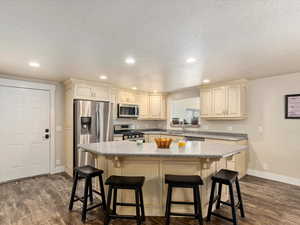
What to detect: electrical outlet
<box><xmin>56</xmin><ymin>160</ymin><xmax>61</xmax><ymax>165</ymax></box>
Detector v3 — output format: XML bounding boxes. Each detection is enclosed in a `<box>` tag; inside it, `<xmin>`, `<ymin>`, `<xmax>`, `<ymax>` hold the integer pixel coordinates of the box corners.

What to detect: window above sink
<box><xmin>170</xmin><ymin>97</ymin><xmax>200</xmax><ymax>127</ymax></box>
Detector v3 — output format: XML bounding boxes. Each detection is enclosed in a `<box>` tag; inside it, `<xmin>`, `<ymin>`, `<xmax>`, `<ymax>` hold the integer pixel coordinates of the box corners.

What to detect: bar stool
<box><xmin>165</xmin><ymin>174</ymin><xmax>204</xmax><ymax>225</ymax></box>
<box><xmin>104</xmin><ymin>175</ymin><xmax>146</xmax><ymax>225</ymax></box>
<box><xmin>207</xmin><ymin>169</ymin><xmax>245</xmax><ymax>225</ymax></box>
<box><xmin>69</xmin><ymin>166</ymin><xmax>107</xmax><ymax>223</ymax></box>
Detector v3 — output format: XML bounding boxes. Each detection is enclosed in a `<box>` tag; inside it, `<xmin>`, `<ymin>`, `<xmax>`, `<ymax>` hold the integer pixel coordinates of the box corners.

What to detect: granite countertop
<box><xmin>140</xmin><ymin>130</ymin><xmax>247</xmax><ymax>141</ymax></box>
<box><xmin>78</xmin><ymin>141</ymin><xmax>247</xmax><ymax>158</ymax></box>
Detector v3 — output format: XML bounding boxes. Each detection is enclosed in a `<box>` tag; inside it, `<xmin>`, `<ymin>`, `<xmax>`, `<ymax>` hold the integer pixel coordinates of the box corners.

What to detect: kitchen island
<box><xmin>78</xmin><ymin>141</ymin><xmax>248</xmax><ymax>217</ymax></box>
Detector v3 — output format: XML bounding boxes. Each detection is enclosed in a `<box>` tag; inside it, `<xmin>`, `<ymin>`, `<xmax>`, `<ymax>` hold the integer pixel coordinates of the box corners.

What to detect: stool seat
<box><xmin>207</xmin><ymin>169</ymin><xmax>245</xmax><ymax>225</ymax></box>
<box><xmin>69</xmin><ymin>166</ymin><xmax>106</xmax><ymax>223</ymax></box>
<box><xmin>165</xmin><ymin>174</ymin><xmax>203</xmax><ymax>186</ymax></box>
<box><xmin>105</xmin><ymin>175</ymin><xmax>145</xmax><ymax>188</ymax></box>
<box><xmin>165</xmin><ymin>174</ymin><xmax>204</xmax><ymax>225</ymax></box>
<box><xmin>75</xmin><ymin>165</ymin><xmax>104</xmax><ymax>177</ymax></box>
<box><xmin>105</xmin><ymin>175</ymin><xmax>146</xmax><ymax>225</ymax></box>
<box><xmin>212</xmin><ymin>169</ymin><xmax>238</xmax><ymax>184</ymax></box>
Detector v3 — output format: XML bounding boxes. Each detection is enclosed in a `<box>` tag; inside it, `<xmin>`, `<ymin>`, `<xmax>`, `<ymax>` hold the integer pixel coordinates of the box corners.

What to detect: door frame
<box><xmin>0</xmin><ymin>77</ymin><xmax>56</xmax><ymax>174</ymax></box>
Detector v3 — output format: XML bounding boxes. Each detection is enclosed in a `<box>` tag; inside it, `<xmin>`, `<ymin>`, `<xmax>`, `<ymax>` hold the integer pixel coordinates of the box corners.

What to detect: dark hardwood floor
<box><xmin>1</xmin><ymin>173</ymin><xmax>300</xmax><ymax>225</ymax></box>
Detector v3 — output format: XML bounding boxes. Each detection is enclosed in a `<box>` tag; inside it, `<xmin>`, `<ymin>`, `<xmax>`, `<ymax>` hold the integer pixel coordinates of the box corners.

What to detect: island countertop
<box><xmin>78</xmin><ymin>141</ymin><xmax>247</xmax><ymax>158</ymax></box>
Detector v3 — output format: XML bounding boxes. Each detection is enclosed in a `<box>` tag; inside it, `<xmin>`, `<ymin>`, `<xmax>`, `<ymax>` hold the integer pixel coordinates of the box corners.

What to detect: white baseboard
<box><xmin>247</xmin><ymin>169</ymin><xmax>300</xmax><ymax>186</ymax></box>
<box><xmin>51</xmin><ymin>166</ymin><xmax>65</xmax><ymax>174</ymax></box>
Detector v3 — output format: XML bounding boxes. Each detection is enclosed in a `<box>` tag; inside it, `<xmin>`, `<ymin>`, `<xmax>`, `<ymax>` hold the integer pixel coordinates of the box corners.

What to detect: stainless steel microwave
<box><xmin>118</xmin><ymin>104</ymin><xmax>139</xmax><ymax>118</ymax></box>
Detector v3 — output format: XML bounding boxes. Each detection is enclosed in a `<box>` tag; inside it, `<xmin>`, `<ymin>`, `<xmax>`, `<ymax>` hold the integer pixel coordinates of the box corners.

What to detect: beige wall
<box><xmin>0</xmin><ymin>74</ymin><xmax>65</xmax><ymax>168</ymax></box>
<box><xmin>167</xmin><ymin>73</ymin><xmax>300</xmax><ymax>180</ymax></box>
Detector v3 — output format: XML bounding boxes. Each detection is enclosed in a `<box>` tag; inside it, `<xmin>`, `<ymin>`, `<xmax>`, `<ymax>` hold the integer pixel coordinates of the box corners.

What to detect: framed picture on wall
<box><xmin>285</xmin><ymin>94</ymin><xmax>300</xmax><ymax>119</ymax></box>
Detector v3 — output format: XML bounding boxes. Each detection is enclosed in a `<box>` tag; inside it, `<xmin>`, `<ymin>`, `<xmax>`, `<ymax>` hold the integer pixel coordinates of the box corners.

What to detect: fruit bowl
<box><xmin>155</xmin><ymin>138</ymin><xmax>173</xmax><ymax>148</ymax></box>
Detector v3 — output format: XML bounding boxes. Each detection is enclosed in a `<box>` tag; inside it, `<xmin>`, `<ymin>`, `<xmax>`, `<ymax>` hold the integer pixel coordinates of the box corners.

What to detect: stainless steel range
<box><xmin>113</xmin><ymin>124</ymin><xmax>145</xmax><ymax>141</ymax></box>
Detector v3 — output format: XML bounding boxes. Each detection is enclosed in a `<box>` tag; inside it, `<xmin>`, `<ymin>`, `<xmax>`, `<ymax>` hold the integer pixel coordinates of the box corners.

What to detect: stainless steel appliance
<box><xmin>114</xmin><ymin>124</ymin><xmax>145</xmax><ymax>141</ymax></box>
<box><xmin>118</xmin><ymin>104</ymin><xmax>139</xmax><ymax>118</ymax></box>
<box><xmin>74</xmin><ymin>100</ymin><xmax>113</xmax><ymax>169</ymax></box>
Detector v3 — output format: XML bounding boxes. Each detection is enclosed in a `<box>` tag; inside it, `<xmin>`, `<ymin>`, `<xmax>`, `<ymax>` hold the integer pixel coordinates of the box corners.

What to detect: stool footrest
<box><xmin>73</xmin><ymin>196</ymin><xmax>85</xmax><ymax>203</ymax></box>
<box><xmin>86</xmin><ymin>203</ymin><xmax>104</xmax><ymax>211</ymax></box>
<box><xmin>220</xmin><ymin>200</ymin><xmax>241</xmax><ymax>208</ymax></box>
<box><xmin>169</xmin><ymin>212</ymin><xmax>196</xmax><ymax>217</ymax></box>
<box><xmin>110</xmin><ymin>214</ymin><xmax>138</xmax><ymax>220</ymax></box>
<box><xmin>116</xmin><ymin>202</ymin><xmax>138</xmax><ymax>207</ymax></box>
<box><xmin>211</xmin><ymin>212</ymin><xmax>234</xmax><ymax>222</ymax></box>
<box><xmin>212</xmin><ymin>195</ymin><xmax>219</xmax><ymax>204</ymax></box>
<box><xmin>92</xmin><ymin>190</ymin><xmax>103</xmax><ymax>196</ymax></box>
<box><xmin>170</xmin><ymin>201</ymin><xmax>194</xmax><ymax>205</ymax></box>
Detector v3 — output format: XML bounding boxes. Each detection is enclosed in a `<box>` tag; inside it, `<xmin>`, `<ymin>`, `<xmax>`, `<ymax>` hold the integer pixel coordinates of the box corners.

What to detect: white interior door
<box><xmin>0</xmin><ymin>85</ymin><xmax>50</xmax><ymax>182</ymax></box>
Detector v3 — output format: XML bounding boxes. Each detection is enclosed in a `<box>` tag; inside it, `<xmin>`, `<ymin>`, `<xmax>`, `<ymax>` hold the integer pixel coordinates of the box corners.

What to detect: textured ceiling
<box><xmin>0</xmin><ymin>0</ymin><xmax>300</xmax><ymax>91</ymax></box>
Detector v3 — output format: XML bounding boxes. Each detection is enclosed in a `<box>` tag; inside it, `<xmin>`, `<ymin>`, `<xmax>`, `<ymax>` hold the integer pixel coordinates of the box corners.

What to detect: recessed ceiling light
<box><xmin>99</xmin><ymin>75</ymin><xmax>107</xmax><ymax>80</ymax></box>
<box><xmin>132</xmin><ymin>86</ymin><xmax>137</xmax><ymax>90</ymax></box>
<box><xmin>203</xmin><ymin>79</ymin><xmax>210</xmax><ymax>84</ymax></box>
<box><xmin>28</xmin><ymin>61</ymin><xmax>40</xmax><ymax>68</ymax></box>
<box><xmin>186</xmin><ymin>57</ymin><xmax>197</xmax><ymax>64</ymax></box>
<box><xmin>153</xmin><ymin>90</ymin><xmax>158</xmax><ymax>93</ymax></box>
<box><xmin>125</xmin><ymin>57</ymin><xmax>136</xmax><ymax>65</ymax></box>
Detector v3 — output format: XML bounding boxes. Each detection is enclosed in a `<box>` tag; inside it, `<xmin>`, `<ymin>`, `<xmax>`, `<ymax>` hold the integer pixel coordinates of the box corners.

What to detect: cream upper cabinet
<box><xmin>200</xmin><ymin>88</ymin><xmax>212</xmax><ymax>117</ymax></box>
<box><xmin>110</xmin><ymin>88</ymin><xmax>119</xmax><ymax>120</ymax></box>
<box><xmin>227</xmin><ymin>85</ymin><xmax>242</xmax><ymax>117</ymax></box>
<box><xmin>136</xmin><ymin>93</ymin><xmax>149</xmax><ymax>119</ymax></box>
<box><xmin>212</xmin><ymin>87</ymin><xmax>227</xmax><ymax>116</ymax></box>
<box><xmin>75</xmin><ymin>84</ymin><xmax>93</xmax><ymax>99</ymax></box>
<box><xmin>149</xmin><ymin>94</ymin><xmax>166</xmax><ymax>120</ymax></box>
<box><xmin>93</xmin><ymin>85</ymin><xmax>110</xmax><ymax>101</ymax></box>
<box><xmin>118</xmin><ymin>90</ymin><xmax>136</xmax><ymax>104</ymax></box>
<box><xmin>200</xmin><ymin>80</ymin><xmax>247</xmax><ymax>120</ymax></box>
<box><xmin>74</xmin><ymin>83</ymin><xmax>110</xmax><ymax>101</ymax></box>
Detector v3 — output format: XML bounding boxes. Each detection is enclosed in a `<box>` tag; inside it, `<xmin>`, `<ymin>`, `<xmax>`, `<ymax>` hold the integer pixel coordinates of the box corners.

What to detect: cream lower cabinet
<box><xmin>144</xmin><ymin>134</ymin><xmax>160</xmax><ymax>143</ymax></box>
<box><xmin>144</xmin><ymin>134</ymin><xmax>184</xmax><ymax>143</ymax></box>
<box><xmin>94</xmin><ymin>154</ymin><xmax>242</xmax><ymax>216</ymax></box>
<box><xmin>200</xmin><ymin>80</ymin><xmax>247</xmax><ymax>120</ymax></box>
<box><xmin>205</xmin><ymin>138</ymin><xmax>248</xmax><ymax>178</ymax></box>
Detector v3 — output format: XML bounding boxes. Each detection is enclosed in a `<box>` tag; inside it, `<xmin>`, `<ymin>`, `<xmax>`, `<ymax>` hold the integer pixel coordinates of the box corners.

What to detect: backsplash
<box><xmin>113</xmin><ymin>118</ymin><xmax>166</xmax><ymax>129</ymax></box>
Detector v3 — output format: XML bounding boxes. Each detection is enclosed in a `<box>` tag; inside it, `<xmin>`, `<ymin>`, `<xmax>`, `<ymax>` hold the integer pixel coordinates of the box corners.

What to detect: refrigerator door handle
<box><xmin>96</xmin><ymin>104</ymin><xmax>100</xmax><ymax>140</ymax></box>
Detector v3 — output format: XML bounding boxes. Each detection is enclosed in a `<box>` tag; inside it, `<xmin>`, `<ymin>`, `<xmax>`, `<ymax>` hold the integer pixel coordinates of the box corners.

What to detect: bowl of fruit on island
<box><xmin>154</xmin><ymin>137</ymin><xmax>173</xmax><ymax>149</ymax></box>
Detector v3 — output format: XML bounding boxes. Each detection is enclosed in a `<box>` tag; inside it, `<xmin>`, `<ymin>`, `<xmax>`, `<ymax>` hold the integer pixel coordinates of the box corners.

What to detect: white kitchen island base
<box><xmin>93</xmin><ymin>154</ymin><xmax>244</xmax><ymax>217</ymax></box>
<box><xmin>78</xmin><ymin>141</ymin><xmax>247</xmax><ymax>217</ymax></box>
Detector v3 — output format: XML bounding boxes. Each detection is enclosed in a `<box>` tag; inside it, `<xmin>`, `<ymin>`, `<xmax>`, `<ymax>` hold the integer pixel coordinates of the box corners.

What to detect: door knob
<box><xmin>45</xmin><ymin>134</ymin><xmax>50</xmax><ymax>139</ymax></box>
<box><xmin>45</xmin><ymin>128</ymin><xmax>49</xmax><ymax>133</ymax></box>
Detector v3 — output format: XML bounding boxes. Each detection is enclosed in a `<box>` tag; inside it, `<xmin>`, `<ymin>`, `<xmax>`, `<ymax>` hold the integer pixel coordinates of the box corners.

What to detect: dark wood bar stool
<box><xmin>104</xmin><ymin>175</ymin><xmax>146</xmax><ymax>225</ymax></box>
<box><xmin>207</xmin><ymin>169</ymin><xmax>245</xmax><ymax>225</ymax></box>
<box><xmin>165</xmin><ymin>174</ymin><xmax>204</xmax><ymax>225</ymax></box>
<box><xmin>69</xmin><ymin>166</ymin><xmax>107</xmax><ymax>223</ymax></box>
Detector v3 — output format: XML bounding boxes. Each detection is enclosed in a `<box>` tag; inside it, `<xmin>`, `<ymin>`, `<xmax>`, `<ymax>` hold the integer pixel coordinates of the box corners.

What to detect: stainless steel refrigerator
<box><xmin>73</xmin><ymin>100</ymin><xmax>113</xmax><ymax>169</ymax></box>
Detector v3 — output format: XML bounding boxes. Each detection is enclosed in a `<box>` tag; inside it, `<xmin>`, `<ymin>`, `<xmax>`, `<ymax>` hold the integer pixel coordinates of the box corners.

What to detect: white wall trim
<box><xmin>0</xmin><ymin>77</ymin><xmax>57</xmax><ymax>175</ymax></box>
<box><xmin>247</xmin><ymin>169</ymin><xmax>300</xmax><ymax>187</ymax></box>
<box><xmin>52</xmin><ymin>166</ymin><xmax>65</xmax><ymax>174</ymax></box>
